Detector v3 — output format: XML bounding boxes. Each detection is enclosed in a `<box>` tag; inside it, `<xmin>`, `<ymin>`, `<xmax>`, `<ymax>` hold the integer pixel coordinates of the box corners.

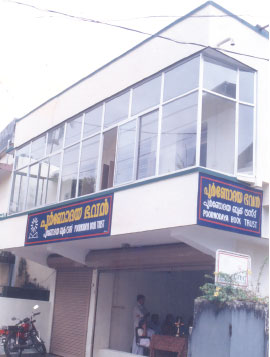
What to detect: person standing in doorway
<box><xmin>132</xmin><ymin>294</ymin><xmax>148</xmax><ymax>354</ymax></box>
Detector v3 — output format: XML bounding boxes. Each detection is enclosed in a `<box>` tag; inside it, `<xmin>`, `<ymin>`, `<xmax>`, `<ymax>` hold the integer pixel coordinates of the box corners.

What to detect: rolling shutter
<box><xmin>50</xmin><ymin>268</ymin><xmax>92</xmax><ymax>357</ymax></box>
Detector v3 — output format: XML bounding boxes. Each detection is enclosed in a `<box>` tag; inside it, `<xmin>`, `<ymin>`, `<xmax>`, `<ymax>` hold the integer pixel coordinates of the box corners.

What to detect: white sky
<box><xmin>0</xmin><ymin>0</ymin><xmax>269</xmax><ymax>132</ymax></box>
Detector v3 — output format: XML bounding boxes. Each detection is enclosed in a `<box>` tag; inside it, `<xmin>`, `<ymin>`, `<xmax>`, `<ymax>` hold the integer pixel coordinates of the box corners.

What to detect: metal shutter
<box><xmin>50</xmin><ymin>268</ymin><xmax>92</xmax><ymax>357</ymax></box>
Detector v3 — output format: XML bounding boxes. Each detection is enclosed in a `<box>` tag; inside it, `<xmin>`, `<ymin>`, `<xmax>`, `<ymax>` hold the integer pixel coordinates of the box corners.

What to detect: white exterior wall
<box><xmin>112</xmin><ymin>172</ymin><xmax>198</xmax><ymax>235</ymax></box>
<box><xmin>0</xmin><ymin>215</ymin><xmax>28</xmax><ymax>250</ymax></box>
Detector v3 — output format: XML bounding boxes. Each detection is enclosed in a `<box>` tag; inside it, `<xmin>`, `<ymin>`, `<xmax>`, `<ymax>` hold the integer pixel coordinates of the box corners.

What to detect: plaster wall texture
<box><xmin>0</xmin><ymin>215</ymin><xmax>27</xmax><ymax>250</ymax></box>
<box><xmin>189</xmin><ymin>302</ymin><xmax>267</xmax><ymax>357</ymax></box>
<box><xmin>111</xmin><ymin>172</ymin><xmax>198</xmax><ymax>235</ymax></box>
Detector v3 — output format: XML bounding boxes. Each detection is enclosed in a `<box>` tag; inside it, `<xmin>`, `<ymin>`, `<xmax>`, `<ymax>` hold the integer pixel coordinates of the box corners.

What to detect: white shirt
<box><xmin>133</xmin><ymin>302</ymin><xmax>147</xmax><ymax>329</ymax></box>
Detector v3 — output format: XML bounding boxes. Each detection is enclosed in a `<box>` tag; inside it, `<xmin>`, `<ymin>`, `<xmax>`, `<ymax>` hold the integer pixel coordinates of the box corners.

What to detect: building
<box><xmin>0</xmin><ymin>2</ymin><xmax>268</xmax><ymax>357</ymax></box>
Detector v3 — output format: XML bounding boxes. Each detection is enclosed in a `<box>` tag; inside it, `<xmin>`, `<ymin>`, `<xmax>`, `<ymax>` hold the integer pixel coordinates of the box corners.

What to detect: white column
<box><xmin>86</xmin><ymin>269</ymin><xmax>99</xmax><ymax>357</ymax></box>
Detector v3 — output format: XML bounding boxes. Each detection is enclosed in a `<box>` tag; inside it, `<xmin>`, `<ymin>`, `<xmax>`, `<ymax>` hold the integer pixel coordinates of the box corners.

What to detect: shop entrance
<box><xmin>92</xmin><ymin>268</ymin><xmax>212</xmax><ymax>356</ymax></box>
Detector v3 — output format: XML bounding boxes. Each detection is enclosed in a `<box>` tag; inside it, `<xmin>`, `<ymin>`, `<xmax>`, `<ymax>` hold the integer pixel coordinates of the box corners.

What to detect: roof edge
<box><xmin>16</xmin><ymin>1</ymin><xmax>268</xmax><ymax>123</ymax></box>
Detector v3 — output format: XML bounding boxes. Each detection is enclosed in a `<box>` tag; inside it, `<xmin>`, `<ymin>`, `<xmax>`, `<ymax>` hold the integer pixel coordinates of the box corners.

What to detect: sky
<box><xmin>0</xmin><ymin>0</ymin><xmax>269</xmax><ymax>132</ymax></box>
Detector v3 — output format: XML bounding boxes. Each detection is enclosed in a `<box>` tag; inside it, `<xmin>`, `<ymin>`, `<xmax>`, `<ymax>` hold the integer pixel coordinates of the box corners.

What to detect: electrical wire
<box><xmin>2</xmin><ymin>0</ymin><xmax>269</xmax><ymax>62</ymax></box>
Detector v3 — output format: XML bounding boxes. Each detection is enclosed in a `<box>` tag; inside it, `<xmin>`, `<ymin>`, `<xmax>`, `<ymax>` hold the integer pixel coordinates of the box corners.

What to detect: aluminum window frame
<box><xmin>8</xmin><ymin>51</ymin><xmax>257</xmax><ymax>215</ymax></box>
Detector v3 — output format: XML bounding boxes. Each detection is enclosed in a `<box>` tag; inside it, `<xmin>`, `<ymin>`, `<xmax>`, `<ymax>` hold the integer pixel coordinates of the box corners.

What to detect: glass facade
<box><xmin>9</xmin><ymin>51</ymin><xmax>255</xmax><ymax>214</ymax></box>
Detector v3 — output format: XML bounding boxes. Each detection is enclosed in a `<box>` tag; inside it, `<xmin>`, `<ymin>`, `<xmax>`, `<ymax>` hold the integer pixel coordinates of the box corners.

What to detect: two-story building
<box><xmin>0</xmin><ymin>2</ymin><xmax>268</xmax><ymax>357</ymax></box>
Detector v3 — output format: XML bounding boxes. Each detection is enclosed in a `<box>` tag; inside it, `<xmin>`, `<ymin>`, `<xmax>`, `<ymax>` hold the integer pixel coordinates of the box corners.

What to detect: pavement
<box><xmin>0</xmin><ymin>346</ymin><xmax>58</xmax><ymax>356</ymax></box>
<box><xmin>0</xmin><ymin>353</ymin><xmax>57</xmax><ymax>357</ymax></box>
<box><xmin>0</xmin><ymin>353</ymin><xmax>59</xmax><ymax>357</ymax></box>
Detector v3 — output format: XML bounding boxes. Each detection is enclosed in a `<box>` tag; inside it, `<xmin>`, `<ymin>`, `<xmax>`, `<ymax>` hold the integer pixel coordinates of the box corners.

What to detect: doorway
<box><xmin>92</xmin><ymin>269</ymin><xmax>210</xmax><ymax>356</ymax></box>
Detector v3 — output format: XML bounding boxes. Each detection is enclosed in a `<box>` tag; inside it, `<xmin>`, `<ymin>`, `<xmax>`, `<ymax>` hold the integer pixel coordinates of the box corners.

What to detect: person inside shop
<box><xmin>149</xmin><ymin>313</ymin><xmax>161</xmax><ymax>334</ymax></box>
<box><xmin>134</xmin><ymin>317</ymin><xmax>155</xmax><ymax>356</ymax></box>
<box><xmin>161</xmin><ymin>314</ymin><xmax>176</xmax><ymax>336</ymax></box>
<box><xmin>132</xmin><ymin>294</ymin><xmax>148</xmax><ymax>354</ymax></box>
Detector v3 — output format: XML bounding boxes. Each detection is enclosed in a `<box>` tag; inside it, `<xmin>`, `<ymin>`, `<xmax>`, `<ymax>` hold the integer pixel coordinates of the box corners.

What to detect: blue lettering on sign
<box><xmin>25</xmin><ymin>194</ymin><xmax>113</xmax><ymax>245</ymax></box>
<box><xmin>197</xmin><ymin>174</ymin><xmax>262</xmax><ymax>237</ymax></box>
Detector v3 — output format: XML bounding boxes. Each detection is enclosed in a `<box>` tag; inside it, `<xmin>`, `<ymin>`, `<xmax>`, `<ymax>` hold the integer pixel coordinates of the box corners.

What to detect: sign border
<box><xmin>215</xmin><ymin>249</ymin><xmax>251</xmax><ymax>288</ymax></box>
<box><xmin>197</xmin><ymin>173</ymin><xmax>263</xmax><ymax>237</ymax></box>
<box><xmin>25</xmin><ymin>194</ymin><xmax>114</xmax><ymax>246</ymax></box>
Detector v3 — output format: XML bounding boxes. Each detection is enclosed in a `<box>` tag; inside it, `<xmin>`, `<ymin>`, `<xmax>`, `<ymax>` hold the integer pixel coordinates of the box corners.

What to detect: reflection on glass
<box><xmin>137</xmin><ymin>111</ymin><xmax>158</xmax><ymax>180</ymax></box>
<box><xmin>10</xmin><ymin>168</ymin><xmax>28</xmax><ymax>213</ymax></box>
<box><xmin>239</xmin><ymin>70</ymin><xmax>254</xmax><ymax>103</ymax></box>
<box><xmin>26</xmin><ymin>164</ymin><xmax>39</xmax><ymax>209</ymax></box>
<box><xmin>84</xmin><ymin>105</ymin><xmax>102</xmax><ymax>137</ymax></box>
<box><xmin>65</xmin><ymin>115</ymin><xmax>82</xmax><ymax>147</ymax></box>
<box><xmin>164</xmin><ymin>57</ymin><xmax>200</xmax><ymax>101</ymax></box>
<box><xmin>104</xmin><ymin>92</ymin><xmax>129</xmax><ymax>128</ymax></box>
<box><xmin>30</xmin><ymin>135</ymin><xmax>46</xmax><ymax>163</ymax></box>
<box><xmin>15</xmin><ymin>144</ymin><xmax>30</xmax><ymax>169</ymax></box>
<box><xmin>36</xmin><ymin>160</ymin><xmax>49</xmax><ymax>207</ymax></box>
<box><xmin>78</xmin><ymin>136</ymin><xmax>100</xmax><ymax>196</ymax></box>
<box><xmin>101</xmin><ymin>128</ymin><xmax>117</xmax><ymax>189</ymax></box>
<box><xmin>238</xmin><ymin>105</ymin><xmax>253</xmax><ymax>174</ymax></box>
<box><xmin>132</xmin><ymin>76</ymin><xmax>161</xmax><ymax>115</ymax></box>
<box><xmin>115</xmin><ymin>120</ymin><xmax>136</xmax><ymax>185</ymax></box>
<box><xmin>47</xmin><ymin>125</ymin><xmax>64</xmax><ymax>155</ymax></box>
<box><xmin>159</xmin><ymin>93</ymin><xmax>198</xmax><ymax>174</ymax></box>
<box><xmin>60</xmin><ymin>144</ymin><xmax>80</xmax><ymax>201</ymax></box>
<box><xmin>46</xmin><ymin>153</ymin><xmax>61</xmax><ymax>204</ymax></box>
<box><xmin>203</xmin><ymin>57</ymin><xmax>236</xmax><ymax>98</ymax></box>
<box><xmin>200</xmin><ymin>92</ymin><xmax>235</xmax><ymax>174</ymax></box>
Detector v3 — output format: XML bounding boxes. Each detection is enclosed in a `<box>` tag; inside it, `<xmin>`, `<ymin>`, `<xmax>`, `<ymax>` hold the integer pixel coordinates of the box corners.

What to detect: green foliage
<box><xmin>199</xmin><ymin>272</ymin><xmax>268</xmax><ymax>304</ymax></box>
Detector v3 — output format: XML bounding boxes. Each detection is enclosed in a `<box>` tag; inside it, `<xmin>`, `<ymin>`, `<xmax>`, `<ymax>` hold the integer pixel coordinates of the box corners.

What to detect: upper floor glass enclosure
<box><xmin>9</xmin><ymin>49</ymin><xmax>256</xmax><ymax>214</ymax></box>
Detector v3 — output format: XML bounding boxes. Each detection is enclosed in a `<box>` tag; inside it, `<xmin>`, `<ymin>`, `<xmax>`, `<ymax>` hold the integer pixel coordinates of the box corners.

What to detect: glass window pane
<box><xmin>26</xmin><ymin>163</ymin><xmax>39</xmax><ymax>209</ymax></box>
<box><xmin>164</xmin><ymin>56</ymin><xmax>200</xmax><ymax>101</ymax></box>
<box><xmin>78</xmin><ymin>136</ymin><xmax>100</xmax><ymax>196</ymax></box>
<box><xmin>132</xmin><ymin>76</ymin><xmax>161</xmax><ymax>115</ymax></box>
<box><xmin>15</xmin><ymin>144</ymin><xmax>30</xmax><ymax>169</ymax></box>
<box><xmin>60</xmin><ymin>144</ymin><xmax>80</xmax><ymax>201</ymax></box>
<box><xmin>36</xmin><ymin>160</ymin><xmax>49</xmax><ymax>207</ymax></box>
<box><xmin>9</xmin><ymin>167</ymin><xmax>28</xmax><ymax>213</ymax></box>
<box><xmin>104</xmin><ymin>92</ymin><xmax>129</xmax><ymax>128</ymax></box>
<box><xmin>159</xmin><ymin>92</ymin><xmax>198</xmax><ymax>174</ymax></box>
<box><xmin>30</xmin><ymin>135</ymin><xmax>46</xmax><ymax>163</ymax></box>
<box><xmin>115</xmin><ymin>120</ymin><xmax>136</xmax><ymax>185</ymax></box>
<box><xmin>239</xmin><ymin>70</ymin><xmax>254</xmax><ymax>103</ymax></box>
<box><xmin>101</xmin><ymin>128</ymin><xmax>117</xmax><ymax>189</ymax></box>
<box><xmin>65</xmin><ymin>115</ymin><xmax>82</xmax><ymax>146</ymax></box>
<box><xmin>137</xmin><ymin>111</ymin><xmax>158</xmax><ymax>180</ymax></box>
<box><xmin>84</xmin><ymin>105</ymin><xmax>102</xmax><ymax>137</ymax></box>
<box><xmin>238</xmin><ymin>105</ymin><xmax>253</xmax><ymax>174</ymax></box>
<box><xmin>46</xmin><ymin>153</ymin><xmax>61</xmax><ymax>205</ymax></box>
<box><xmin>47</xmin><ymin>125</ymin><xmax>64</xmax><ymax>155</ymax></box>
<box><xmin>200</xmin><ymin>92</ymin><xmax>235</xmax><ymax>174</ymax></box>
<box><xmin>203</xmin><ymin>57</ymin><xmax>237</xmax><ymax>98</ymax></box>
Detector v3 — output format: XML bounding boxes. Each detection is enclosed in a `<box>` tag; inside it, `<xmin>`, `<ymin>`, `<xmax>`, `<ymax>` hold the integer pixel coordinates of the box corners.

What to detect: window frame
<box><xmin>9</xmin><ymin>50</ymin><xmax>256</xmax><ymax>215</ymax></box>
